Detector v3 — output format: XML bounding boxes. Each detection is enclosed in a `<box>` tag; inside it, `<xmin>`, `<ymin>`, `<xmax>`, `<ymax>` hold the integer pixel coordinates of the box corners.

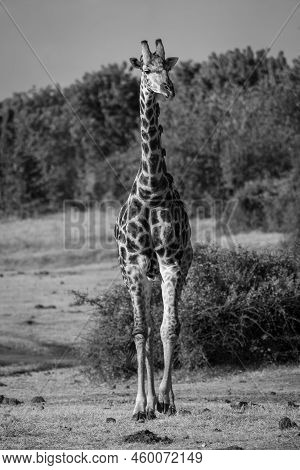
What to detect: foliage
<box><xmin>77</xmin><ymin>245</ymin><xmax>300</xmax><ymax>379</ymax></box>
<box><xmin>285</xmin><ymin>150</ymin><xmax>300</xmax><ymax>253</ymax></box>
<box><xmin>0</xmin><ymin>64</ymin><xmax>139</xmax><ymax>216</ymax></box>
<box><xmin>230</xmin><ymin>176</ymin><xmax>296</xmax><ymax>233</ymax></box>
<box><xmin>1</xmin><ymin>47</ymin><xmax>300</xmax><ymax>224</ymax></box>
<box><xmin>181</xmin><ymin>244</ymin><xmax>300</xmax><ymax>368</ymax></box>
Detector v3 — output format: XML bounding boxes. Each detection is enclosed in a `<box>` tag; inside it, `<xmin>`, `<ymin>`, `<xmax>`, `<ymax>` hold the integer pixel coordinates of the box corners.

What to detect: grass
<box><xmin>190</xmin><ymin>218</ymin><xmax>284</xmax><ymax>250</ymax></box>
<box><xmin>0</xmin><ymin>211</ymin><xmax>284</xmax><ymax>270</ymax></box>
<box><xmin>0</xmin><ymin>210</ymin><xmax>116</xmax><ymax>270</ymax></box>
<box><xmin>0</xmin><ymin>365</ymin><xmax>299</xmax><ymax>449</ymax></box>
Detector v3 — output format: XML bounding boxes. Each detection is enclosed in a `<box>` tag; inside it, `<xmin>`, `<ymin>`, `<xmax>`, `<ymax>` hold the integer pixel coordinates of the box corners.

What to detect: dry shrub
<box><xmin>76</xmin><ymin>245</ymin><xmax>300</xmax><ymax>380</ymax></box>
<box><xmin>181</xmin><ymin>245</ymin><xmax>300</xmax><ymax>368</ymax></box>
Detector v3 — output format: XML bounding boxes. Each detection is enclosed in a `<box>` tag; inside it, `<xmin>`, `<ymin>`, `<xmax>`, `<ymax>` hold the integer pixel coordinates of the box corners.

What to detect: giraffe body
<box><xmin>114</xmin><ymin>39</ymin><xmax>193</xmax><ymax>420</ymax></box>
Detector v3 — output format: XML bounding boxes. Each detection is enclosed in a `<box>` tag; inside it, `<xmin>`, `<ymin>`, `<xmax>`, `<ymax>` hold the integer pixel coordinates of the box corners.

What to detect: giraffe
<box><xmin>114</xmin><ymin>39</ymin><xmax>193</xmax><ymax>421</ymax></box>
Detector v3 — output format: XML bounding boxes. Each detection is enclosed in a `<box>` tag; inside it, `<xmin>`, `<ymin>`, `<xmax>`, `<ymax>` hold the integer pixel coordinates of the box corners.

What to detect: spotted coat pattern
<box><xmin>115</xmin><ymin>79</ymin><xmax>192</xmax><ymax>286</ymax></box>
<box><xmin>114</xmin><ymin>53</ymin><xmax>193</xmax><ymax>420</ymax></box>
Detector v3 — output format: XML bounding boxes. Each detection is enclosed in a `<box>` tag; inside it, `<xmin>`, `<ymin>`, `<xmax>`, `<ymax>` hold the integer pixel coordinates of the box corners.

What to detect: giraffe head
<box><xmin>130</xmin><ymin>39</ymin><xmax>178</xmax><ymax>99</ymax></box>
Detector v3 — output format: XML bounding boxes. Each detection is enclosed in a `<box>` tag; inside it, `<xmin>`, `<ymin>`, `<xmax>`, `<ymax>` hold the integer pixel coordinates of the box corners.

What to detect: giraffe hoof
<box><xmin>132</xmin><ymin>412</ymin><xmax>146</xmax><ymax>422</ymax></box>
<box><xmin>157</xmin><ymin>402</ymin><xmax>170</xmax><ymax>414</ymax></box>
<box><xmin>163</xmin><ymin>403</ymin><xmax>170</xmax><ymax>414</ymax></box>
<box><xmin>167</xmin><ymin>405</ymin><xmax>177</xmax><ymax>416</ymax></box>
<box><xmin>146</xmin><ymin>409</ymin><xmax>156</xmax><ymax>420</ymax></box>
<box><xmin>157</xmin><ymin>401</ymin><xmax>164</xmax><ymax>413</ymax></box>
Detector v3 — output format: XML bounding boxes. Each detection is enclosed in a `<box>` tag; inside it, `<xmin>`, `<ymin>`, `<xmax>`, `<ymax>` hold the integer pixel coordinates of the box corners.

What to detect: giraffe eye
<box><xmin>144</xmin><ymin>70</ymin><xmax>151</xmax><ymax>74</ymax></box>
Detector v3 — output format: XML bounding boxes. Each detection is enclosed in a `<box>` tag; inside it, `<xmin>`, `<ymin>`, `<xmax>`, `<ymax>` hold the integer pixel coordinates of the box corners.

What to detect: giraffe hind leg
<box><xmin>125</xmin><ymin>259</ymin><xmax>156</xmax><ymax>421</ymax></box>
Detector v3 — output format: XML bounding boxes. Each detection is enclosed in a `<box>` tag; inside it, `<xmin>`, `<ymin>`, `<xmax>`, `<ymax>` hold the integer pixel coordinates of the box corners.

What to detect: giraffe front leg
<box><xmin>145</xmin><ymin>324</ymin><xmax>157</xmax><ymax>419</ymax></box>
<box><xmin>127</xmin><ymin>265</ymin><xmax>148</xmax><ymax>422</ymax></box>
<box><xmin>133</xmin><ymin>333</ymin><xmax>147</xmax><ymax>422</ymax></box>
<box><xmin>157</xmin><ymin>264</ymin><xmax>181</xmax><ymax>416</ymax></box>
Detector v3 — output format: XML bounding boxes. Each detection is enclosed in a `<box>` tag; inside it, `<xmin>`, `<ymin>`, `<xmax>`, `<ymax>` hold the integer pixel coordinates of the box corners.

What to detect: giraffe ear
<box><xmin>165</xmin><ymin>57</ymin><xmax>179</xmax><ymax>70</ymax></box>
<box><xmin>129</xmin><ymin>57</ymin><xmax>142</xmax><ymax>69</ymax></box>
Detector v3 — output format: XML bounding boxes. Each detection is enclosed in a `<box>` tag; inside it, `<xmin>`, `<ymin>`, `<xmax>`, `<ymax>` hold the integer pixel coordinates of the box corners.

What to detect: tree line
<box><xmin>1</xmin><ymin>46</ymin><xmax>300</xmax><ymax>233</ymax></box>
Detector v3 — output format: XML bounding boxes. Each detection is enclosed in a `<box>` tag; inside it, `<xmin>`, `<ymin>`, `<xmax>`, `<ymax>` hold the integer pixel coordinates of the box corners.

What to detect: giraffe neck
<box><xmin>135</xmin><ymin>77</ymin><xmax>170</xmax><ymax>197</ymax></box>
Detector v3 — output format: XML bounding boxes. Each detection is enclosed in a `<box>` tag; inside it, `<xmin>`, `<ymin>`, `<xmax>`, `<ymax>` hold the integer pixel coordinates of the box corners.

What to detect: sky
<box><xmin>0</xmin><ymin>0</ymin><xmax>300</xmax><ymax>99</ymax></box>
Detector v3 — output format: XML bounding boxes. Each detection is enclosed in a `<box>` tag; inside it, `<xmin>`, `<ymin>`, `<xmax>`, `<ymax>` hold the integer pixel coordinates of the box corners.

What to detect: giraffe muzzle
<box><xmin>161</xmin><ymin>82</ymin><xmax>175</xmax><ymax>99</ymax></box>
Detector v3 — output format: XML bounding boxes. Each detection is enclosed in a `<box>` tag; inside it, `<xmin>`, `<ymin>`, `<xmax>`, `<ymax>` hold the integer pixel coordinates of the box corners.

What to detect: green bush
<box><xmin>181</xmin><ymin>245</ymin><xmax>300</xmax><ymax>368</ymax></box>
<box><xmin>286</xmin><ymin>157</ymin><xmax>300</xmax><ymax>253</ymax></box>
<box><xmin>76</xmin><ymin>244</ymin><xmax>300</xmax><ymax>380</ymax></box>
<box><xmin>231</xmin><ymin>177</ymin><xmax>296</xmax><ymax>233</ymax></box>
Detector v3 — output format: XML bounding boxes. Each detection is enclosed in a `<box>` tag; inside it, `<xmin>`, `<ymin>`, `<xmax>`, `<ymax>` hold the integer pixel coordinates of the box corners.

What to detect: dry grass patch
<box><xmin>0</xmin><ymin>366</ymin><xmax>299</xmax><ymax>449</ymax></box>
